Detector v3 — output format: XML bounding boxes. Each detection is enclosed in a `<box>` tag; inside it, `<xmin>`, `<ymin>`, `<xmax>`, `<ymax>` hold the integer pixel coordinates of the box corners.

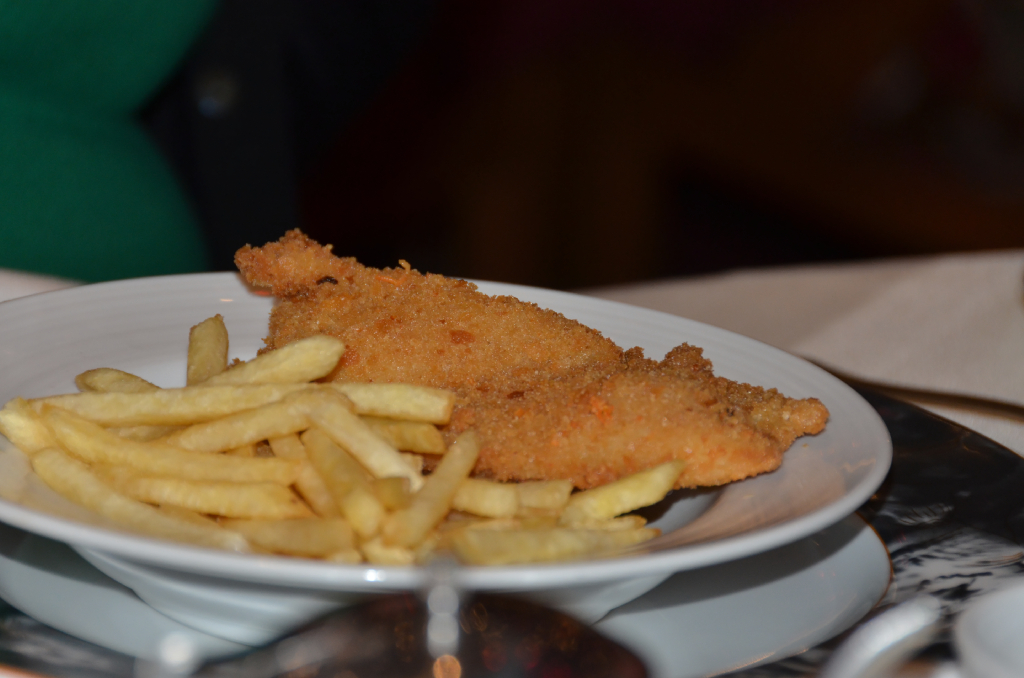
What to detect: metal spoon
<box><xmin>818</xmin><ymin>596</ymin><xmax>944</xmax><ymax>678</ymax></box>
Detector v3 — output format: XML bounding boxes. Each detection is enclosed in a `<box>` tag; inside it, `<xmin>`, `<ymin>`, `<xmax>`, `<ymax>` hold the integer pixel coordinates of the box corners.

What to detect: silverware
<box><xmin>818</xmin><ymin>596</ymin><xmax>943</xmax><ymax>678</ymax></box>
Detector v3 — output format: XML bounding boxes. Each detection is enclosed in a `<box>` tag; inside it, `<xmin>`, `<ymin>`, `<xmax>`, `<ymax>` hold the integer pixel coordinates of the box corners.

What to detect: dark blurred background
<box><xmin>145</xmin><ymin>0</ymin><xmax>1024</xmax><ymax>290</ymax></box>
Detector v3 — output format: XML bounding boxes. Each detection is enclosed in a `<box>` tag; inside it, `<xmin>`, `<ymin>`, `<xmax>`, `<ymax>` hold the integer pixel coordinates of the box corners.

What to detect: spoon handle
<box><xmin>818</xmin><ymin>596</ymin><xmax>943</xmax><ymax>678</ymax></box>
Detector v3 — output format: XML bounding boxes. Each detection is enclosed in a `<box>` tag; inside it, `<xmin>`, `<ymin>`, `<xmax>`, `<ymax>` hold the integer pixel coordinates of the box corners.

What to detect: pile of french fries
<box><xmin>0</xmin><ymin>315</ymin><xmax>681</xmax><ymax>566</ymax></box>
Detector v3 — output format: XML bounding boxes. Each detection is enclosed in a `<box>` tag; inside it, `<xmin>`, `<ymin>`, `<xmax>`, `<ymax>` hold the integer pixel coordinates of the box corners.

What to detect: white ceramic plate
<box><xmin>0</xmin><ymin>273</ymin><xmax>890</xmax><ymax>601</ymax></box>
<box><xmin>597</xmin><ymin>514</ymin><xmax>891</xmax><ymax>678</ymax></box>
<box><xmin>0</xmin><ymin>516</ymin><xmax>890</xmax><ymax>678</ymax></box>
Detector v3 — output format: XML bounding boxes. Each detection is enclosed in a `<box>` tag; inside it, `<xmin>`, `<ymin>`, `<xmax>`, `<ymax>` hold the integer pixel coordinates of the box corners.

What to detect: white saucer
<box><xmin>0</xmin><ymin>515</ymin><xmax>889</xmax><ymax>677</ymax></box>
<box><xmin>597</xmin><ymin>514</ymin><xmax>890</xmax><ymax>677</ymax></box>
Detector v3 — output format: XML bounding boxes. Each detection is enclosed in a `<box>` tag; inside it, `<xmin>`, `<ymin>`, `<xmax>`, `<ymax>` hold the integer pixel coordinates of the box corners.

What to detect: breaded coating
<box><xmin>450</xmin><ymin>346</ymin><xmax>828</xmax><ymax>489</ymax></box>
<box><xmin>236</xmin><ymin>231</ymin><xmax>829</xmax><ymax>489</ymax></box>
<box><xmin>236</xmin><ymin>231</ymin><xmax>623</xmax><ymax>391</ymax></box>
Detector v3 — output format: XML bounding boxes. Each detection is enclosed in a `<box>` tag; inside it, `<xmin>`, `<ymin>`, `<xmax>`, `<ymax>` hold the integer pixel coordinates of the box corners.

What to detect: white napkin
<box><xmin>587</xmin><ymin>250</ymin><xmax>1024</xmax><ymax>455</ymax></box>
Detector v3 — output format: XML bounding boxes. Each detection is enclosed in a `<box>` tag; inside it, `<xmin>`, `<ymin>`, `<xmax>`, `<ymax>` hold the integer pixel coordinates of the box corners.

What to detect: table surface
<box><xmin>2</xmin><ymin>252</ymin><xmax>1023</xmax><ymax>677</ymax></box>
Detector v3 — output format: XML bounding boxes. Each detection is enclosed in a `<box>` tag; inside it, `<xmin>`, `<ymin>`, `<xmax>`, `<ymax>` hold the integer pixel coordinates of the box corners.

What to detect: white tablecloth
<box><xmin>587</xmin><ymin>250</ymin><xmax>1024</xmax><ymax>457</ymax></box>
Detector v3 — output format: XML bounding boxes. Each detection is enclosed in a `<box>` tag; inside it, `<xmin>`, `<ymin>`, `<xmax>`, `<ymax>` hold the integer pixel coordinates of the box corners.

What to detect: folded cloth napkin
<box><xmin>588</xmin><ymin>250</ymin><xmax>1024</xmax><ymax>456</ymax></box>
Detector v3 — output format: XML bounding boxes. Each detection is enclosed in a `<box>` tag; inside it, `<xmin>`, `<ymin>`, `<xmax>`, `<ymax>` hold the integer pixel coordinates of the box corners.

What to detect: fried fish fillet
<box><xmin>236</xmin><ymin>230</ymin><xmax>828</xmax><ymax>489</ymax></box>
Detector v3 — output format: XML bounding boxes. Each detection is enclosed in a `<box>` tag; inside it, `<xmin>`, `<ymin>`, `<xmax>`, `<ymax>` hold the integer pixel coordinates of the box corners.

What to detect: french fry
<box><xmin>371</xmin><ymin>477</ymin><xmax>412</xmax><ymax>511</ymax></box>
<box><xmin>360</xmin><ymin>536</ymin><xmax>416</xmax><ymax>566</ymax></box>
<box><xmin>162</xmin><ymin>390</ymin><xmax>315</xmax><ymax>453</ymax></box>
<box><xmin>561</xmin><ymin>515</ymin><xmax>648</xmax><ymax>531</ymax></box>
<box><xmin>400</xmin><ymin>452</ymin><xmax>424</xmax><ymax>474</ymax></box>
<box><xmin>108</xmin><ymin>425</ymin><xmax>182</xmax><ymax>442</ymax></box>
<box><xmin>452</xmin><ymin>478</ymin><xmax>519</xmax><ymax>518</ymax></box>
<box><xmin>268</xmin><ymin>434</ymin><xmax>340</xmax><ymax>517</ymax></box>
<box><xmin>360</xmin><ymin>416</ymin><xmax>446</xmax><ymax>454</ymax></box>
<box><xmin>187</xmin><ymin>315</ymin><xmax>230</xmax><ymax>385</ymax></box>
<box><xmin>120</xmin><ymin>476</ymin><xmax>313</xmax><ymax>520</ymax></box>
<box><xmin>413</xmin><ymin>531</ymin><xmax>443</xmax><ymax>564</ymax></box>
<box><xmin>0</xmin><ymin>397</ymin><xmax>56</xmax><ymax>455</ymax></box>
<box><xmin>34</xmin><ymin>383</ymin><xmax>307</xmax><ymax>427</ymax></box>
<box><xmin>204</xmin><ymin>335</ymin><xmax>345</xmax><ymax>386</ymax></box>
<box><xmin>44</xmin><ymin>409</ymin><xmax>302</xmax><ymax>485</ymax></box>
<box><xmin>267</xmin><ymin>434</ymin><xmax>306</xmax><ymax>460</ymax></box>
<box><xmin>158</xmin><ymin>504</ymin><xmax>221</xmax><ymax>527</ymax></box>
<box><xmin>296</xmin><ymin>479</ymin><xmax>340</xmax><ymax>519</ymax></box>
<box><xmin>326</xmin><ymin>548</ymin><xmax>363</xmax><ymax>564</ymax></box>
<box><xmin>460</xmin><ymin>517</ymin><xmax>521</xmax><ymax>531</ymax></box>
<box><xmin>331</xmin><ymin>383</ymin><xmax>454</xmax><ymax>425</ymax></box>
<box><xmin>300</xmin><ymin>428</ymin><xmax>372</xmax><ymax>501</ymax></box>
<box><xmin>31</xmin><ymin>448</ymin><xmax>250</xmax><ymax>551</ymax></box>
<box><xmin>382</xmin><ymin>432</ymin><xmax>479</xmax><ymax>548</ymax></box>
<box><xmin>457</xmin><ymin>513</ymin><xmax>560</xmax><ymax>532</ymax></box>
<box><xmin>517</xmin><ymin>514</ymin><xmax>561</xmax><ymax>529</ymax></box>
<box><xmin>559</xmin><ymin>460</ymin><xmax>685</xmax><ymax>526</ymax></box>
<box><xmin>219</xmin><ymin>518</ymin><xmax>354</xmax><ymax>557</ymax></box>
<box><xmin>516</xmin><ymin>479</ymin><xmax>573</xmax><ymax>512</ymax></box>
<box><xmin>340</xmin><ymin>485</ymin><xmax>385</xmax><ymax>540</ymax></box>
<box><xmin>92</xmin><ymin>463</ymin><xmax>138</xmax><ymax>489</ymax></box>
<box><xmin>74</xmin><ymin>368</ymin><xmax>158</xmax><ymax>394</ymax></box>
<box><xmin>303</xmin><ymin>391</ymin><xmax>424</xmax><ymax>491</ymax></box>
<box><xmin>429</xmin><ymin>514</ymin><xmax>475</xmax><ymax>555</ymax></box>
<box><xmin>300</xmin><ymin>428</ymin><xmax>385</xmax><ymax>536</ymax></box>
<box><xmin>225</xmin><ymin>443</ymin><xmax>257</xmax><ymax>457</ymax></box>
<box><xmin>437</xmin><ymin>510</ymin><xmax>487</xmax><ymax>532</ymax></box>
<box><xmin>450</xmin><ymin>527</ymin><xmax>659</xmax><ymax>565</ymax></box>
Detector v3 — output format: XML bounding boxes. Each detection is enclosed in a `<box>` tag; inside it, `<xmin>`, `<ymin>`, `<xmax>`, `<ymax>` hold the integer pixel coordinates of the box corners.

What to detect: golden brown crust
<box><xmin>237</xmin><ymin>230</ymin><xmax>623</xmax><ymax>392</ymax></box>
<box><xmin>446</xmin><ymin>345</ymin><xmax>828</xmax><ymax>489</ymax></box>
<box><xmin>236</xmin><ymin>231</ymin><xmax>829</xmax><ymax>489</ymax></box>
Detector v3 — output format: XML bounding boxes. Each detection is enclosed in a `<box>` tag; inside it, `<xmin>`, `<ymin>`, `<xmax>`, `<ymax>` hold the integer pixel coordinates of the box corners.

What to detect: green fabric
<box><xmin>0</xmin><ymin>0</ymin><xmax>216</xmax><ymax>281</ymax></box>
